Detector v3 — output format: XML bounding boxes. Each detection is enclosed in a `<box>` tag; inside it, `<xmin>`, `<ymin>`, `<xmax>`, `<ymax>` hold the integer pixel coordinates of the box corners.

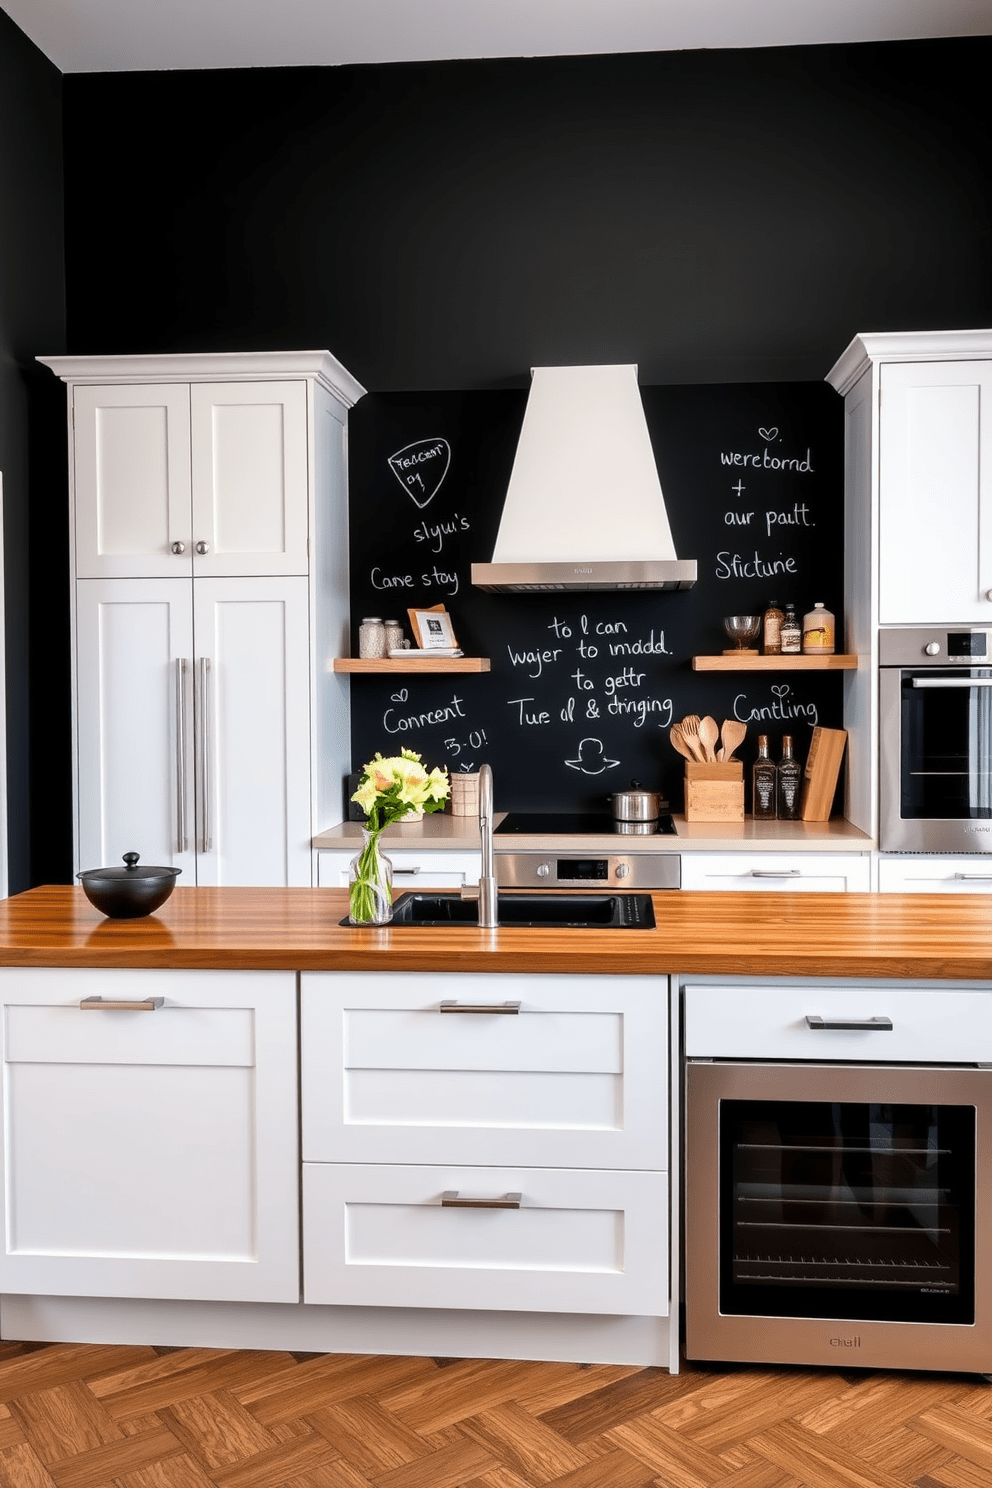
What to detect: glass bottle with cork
<box><xmin>780</xmin><ymin>603</ymin><xmax>802</xmax><ymax>655</ymax></box>
<box><xmin>762</xmin><ymin>600</ymin><xmax>784</xmax><ymax>655</ymax></box>
<box><xmin>776</xmin><ymin>735</ymin><xmax>802</xmax><ymax>819</ymax></box>
<box><xmin>752</xmin><ymin>734</ymin><xmax>777</xmax><ymax>820</ymax></box>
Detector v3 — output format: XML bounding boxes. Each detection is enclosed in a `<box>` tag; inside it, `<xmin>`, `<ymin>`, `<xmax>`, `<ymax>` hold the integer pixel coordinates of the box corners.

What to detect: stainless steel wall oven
<box><xmin>684</xmin><ymin>981</ymin><xmax>992</xmax><ymax>1374</ymax></box>
<box><xmin>880</xmin><ymin>627</ymin><xmax>992</xmax><ymax>853</ymax></box>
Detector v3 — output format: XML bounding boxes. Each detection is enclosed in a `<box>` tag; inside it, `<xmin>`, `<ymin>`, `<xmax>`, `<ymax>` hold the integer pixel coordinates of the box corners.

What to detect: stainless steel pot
<box><xmin>607</xmin><ymin>781</ymin><xmax>663</xmax><ymax>822</ymax></box>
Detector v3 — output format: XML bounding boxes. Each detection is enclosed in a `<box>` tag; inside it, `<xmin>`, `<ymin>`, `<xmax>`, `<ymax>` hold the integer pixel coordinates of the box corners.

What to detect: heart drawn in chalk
<box><xmin>387</xmin><ymin>437</ymin><xmax>451</xmax><ymax>509</ymax></box>
<box><xmin>758</xmin><ymin>427</ymin><xmax>779</xmax><ymax>443</ymax></box>
<box><xmin>771</xmin><ymin>684</ymin><xmax>791</xmax><ymax>700</ymax></box>
<box><xmin>390</xmin><ymin>688</ymin><xmax>408</xmax><ymax>703</ymax></box>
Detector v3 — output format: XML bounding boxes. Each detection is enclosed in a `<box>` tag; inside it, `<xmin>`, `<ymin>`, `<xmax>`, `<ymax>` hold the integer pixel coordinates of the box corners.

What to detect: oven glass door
<box><xmin>720</xmin><ymin>1097</ymin><xmax>975</xmax><ymax>1325</ymax></box>
<box><xmin>900</xmin><ymin>668</ymin><xmax>992</xmax><ymax>819</ymax></box>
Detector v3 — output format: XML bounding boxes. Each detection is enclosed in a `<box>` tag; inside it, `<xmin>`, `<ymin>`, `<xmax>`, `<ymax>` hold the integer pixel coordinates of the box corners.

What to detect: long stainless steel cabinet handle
<box><xmin>80</xmin><ymin>996</ymin><xmax>165</xmax><ymax>1011</ymax></box>
<box><xmin>199</xmin><ymin>656</ymin><xmax>212</xmax><ymax>852</ymax></box>
<box><xmin>175</xmin><ymin>658</ymin><xmax>189</xmax><ymax>853</ymax></box>
<box><xmin>911</xmin><ymin>677</ymin><xmax>992</xmax><ymax>688</ymax></box>
<box><xmin>806</xmin><ymin>1015</ymin><xmax>893</xmax><ymax>1031</ymax></box>
<box><xmin>439</xmin><ymin>1000</ymin><xmax>521</xmax><ymax>1014</ymax></box>
<box><xmin>749</xmin><ymin>869</ymin><xmax>801</xmax><ymax>878</ymax></box>
<box><xmin>441</xmin><ymin>1191</ymin><xmax>522</xmax><ymax>1209</ymax></box>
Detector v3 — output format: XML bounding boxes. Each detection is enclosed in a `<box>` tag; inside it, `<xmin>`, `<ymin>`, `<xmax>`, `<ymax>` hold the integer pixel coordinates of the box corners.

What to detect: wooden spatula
<box><xmin>719</xmin><ymin>718</ymin><xmax>747</xmax><ymax>761</ymax></box>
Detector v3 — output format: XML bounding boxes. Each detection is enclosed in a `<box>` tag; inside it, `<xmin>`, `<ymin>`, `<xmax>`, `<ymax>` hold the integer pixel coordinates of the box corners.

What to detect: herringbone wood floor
<box><xmin>0</xmin><ymin>1340</ymin><xmax>989</xmax><ymax>1488</ymax></box>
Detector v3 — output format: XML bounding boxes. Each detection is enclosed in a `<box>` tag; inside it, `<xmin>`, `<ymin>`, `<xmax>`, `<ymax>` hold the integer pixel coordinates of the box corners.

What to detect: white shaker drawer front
<box><xmin>303</xmin><ymin>1162</ymin><xmax>668</xmax><ymax>1316</ymax></box>
<box><xmin>878</xmin><ymin>856</ymin><xmax>992</xmax><ymax>894</ymax></box>
<box><xmin>317</xmin><ymin>849</ymin><xmax>480</xmax><ymax>889</ymax></box>
<box><xmin>684</xmin><ymin>984</ymin><xmax>992</xmax><ymax>1063</ymax></box>
<box><xmin>301</xmin><ymin>973</ymin><xmax>668</xmax><ymax>1170</ymax></box>
<box><xmin>679</xmin><ymin>852</ymin><xmax>870</xmax><ymax>893</ymax></box>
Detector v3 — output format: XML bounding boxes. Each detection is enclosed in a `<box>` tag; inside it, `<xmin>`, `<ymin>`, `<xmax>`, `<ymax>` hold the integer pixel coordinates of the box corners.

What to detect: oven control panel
<box><xmin>496</xmin><ymin>851</ymin><xmax>680</xmax><ymax>890</ymax></box>
<box><xmin>879</xmin><ymin>626</ymin><xmax>992</xmax><ymax>666</ymax></box>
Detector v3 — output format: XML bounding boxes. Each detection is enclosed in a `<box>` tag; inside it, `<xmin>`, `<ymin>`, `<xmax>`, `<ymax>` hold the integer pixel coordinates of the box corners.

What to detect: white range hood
<box><xmin>471</xmin><ymin>364</ymin><xmax>696</xmax><ymax>592</ymax></box>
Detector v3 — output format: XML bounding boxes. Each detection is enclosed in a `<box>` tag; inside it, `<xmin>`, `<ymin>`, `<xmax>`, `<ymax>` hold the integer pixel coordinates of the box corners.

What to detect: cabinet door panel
<box><xmin>679</xmin><ymin>852</ymin><xmax>869</xmax><ymax>892</ymax></box>
<box><xmin>879</xmin><ymin>361</ymin><xmax>992</xmax><ymax>623</ymax></box>
<box><xmin>75</xmin><ymin>579</ymin><xmax>195</xmax><ymax>879</ymax></box>
<box><xmin>303</xmin><ymin>1162</ymin><xmax>668</xmax><ymax>1316</ymax></box>
<box><xmin>0</xmin><ymin>968</ymin><xmax>299</xmax><ymax>1303</ymax></box>
<box><xmin>301</xmin><ymin>972</ymin><xmax>668</xmax><ymax>1169</ymax></box>
<box><xmin>73</xmin><ymin>385</ymin><xmax>192</xmax><ymax>578</ymax></box>
<box><xmin>190</xmin><ymin>382</ymin><xmax>309</xmax><ymax>576</ymax></box>
<box><xmin>194</xmin><ymin>577</ymin><xmax>311</xmax><ymax>886</ymax></box>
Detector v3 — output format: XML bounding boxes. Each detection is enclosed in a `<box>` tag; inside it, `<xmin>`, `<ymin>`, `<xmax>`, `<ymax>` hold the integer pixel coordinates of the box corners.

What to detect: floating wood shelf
<box><xmin>332</xmin><ymin>658</ymin><xmax>491</xmax><ymax>674</ymax></box>
<box><xmin>692</xmin><ymin>654</ymin><xmax>858</xmax><ymax>671</ymax></box>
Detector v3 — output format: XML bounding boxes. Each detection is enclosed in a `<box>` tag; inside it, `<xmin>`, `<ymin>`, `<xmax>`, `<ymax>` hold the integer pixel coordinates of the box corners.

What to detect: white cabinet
<box><xmin>878</xmin><ymin>360</ymin><xmax>992</xmax><ymax>624</ymax></box>
<box><xmin>0</xmin><ymin>967</ymin><xmax>299</xmax><ymax>1303</ymax></box>
<box><xmin>75</xmin><ymin>576</ymin><xmax>312</xmax><ymax>884</ymax></box>
<box><xmin>680</xmin><ymin>851</ymin><xmax>870</xmax><ymax>893</ymax></box>
<box><xmin>878</xmin><ymin>854</ymin><xmax>992</xmax><ymax>894</ymax></box>
<box><xmin>41</xmin><ymin>352</ymin><xmax>366</xmax><ymax>882</ymax></box>
<box><xmin>71</xmin><ymin>380</ymin><xmax>309</xmax><ymax>579</ymax></box>
<box><xmin>300</xmin><ymin>972</ymin><xmax>669</xmax><ymax>1315</ymax></box>
<box><xmin>316</xmin><ymin>847</ymin><xmax>481</xmax><ymax>890</ymax></box>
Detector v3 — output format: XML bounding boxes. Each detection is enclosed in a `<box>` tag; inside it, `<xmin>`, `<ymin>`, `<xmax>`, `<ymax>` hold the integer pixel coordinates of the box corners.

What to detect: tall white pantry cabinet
<box><xmin>40</xmin><ymin>352</ymin><xmax>366</xmax><ymax>883</ymax></box>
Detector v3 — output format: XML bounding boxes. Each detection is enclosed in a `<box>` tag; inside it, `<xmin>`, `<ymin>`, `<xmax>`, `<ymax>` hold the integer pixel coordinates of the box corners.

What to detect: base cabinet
<box><xmin>0</xmin><ymin>968</ymin><xmax>299</xmax><ymax>1303</ymax></box>
<box><xmin>680</xmin><ymin>852</ymin><xmax>870</xmax><ymax>892</ymax></box>
<box><xmin>878</xmin><ymin>855</ymin><xmax>992</xmax><ymax>894</ymax></box>
<box><xmin>300</xmin><ymin>972</ymin><xmax>670</xmax><ymax>1318</ymax></box>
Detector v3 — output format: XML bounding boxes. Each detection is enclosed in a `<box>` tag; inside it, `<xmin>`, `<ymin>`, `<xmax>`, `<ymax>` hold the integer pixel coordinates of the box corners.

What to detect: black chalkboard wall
<box><xmin>348</xmin><ymin>381</ymin><xmax>843</xmax><ymax>814</ymax></box>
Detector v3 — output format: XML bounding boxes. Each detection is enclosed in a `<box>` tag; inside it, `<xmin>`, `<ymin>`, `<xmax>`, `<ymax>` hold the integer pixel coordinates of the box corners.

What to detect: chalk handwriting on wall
<box><xmin>387</xmin><ymin>438</ymin><xmax>451</xmax><ymax>509</ymax></box>
<box><xmin>715</xmin><ymin>426</ymin><xmax>817</xmax><ymax>580</ymax></box>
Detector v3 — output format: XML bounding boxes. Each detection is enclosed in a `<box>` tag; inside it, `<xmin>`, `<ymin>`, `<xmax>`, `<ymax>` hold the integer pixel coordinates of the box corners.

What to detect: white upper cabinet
<box><xmin>189</xmin><ymin>381</ymin><xmax>309</xmax><ymax>577</ymax></box>
<box><xmin>73</xmin><ymin>383</ymin><xmax>193</xmax><ymax>579</ymax></box>
<box><xmin>73</xmin><ymin>378</ymin><xmax>310</xmax><ymax>579</ymax></box>
<box><xmin>879</xmin><ymin>360</ymin><xmax>992</xmax><ymax>624</ymax></box>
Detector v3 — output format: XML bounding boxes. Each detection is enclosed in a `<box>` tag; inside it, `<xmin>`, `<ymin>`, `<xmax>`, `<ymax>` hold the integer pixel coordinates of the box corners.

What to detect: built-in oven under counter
<box><xmin>683</xmin><ymin>978</ymin><xmax>992</xmax><ymax>1375</ymax></box>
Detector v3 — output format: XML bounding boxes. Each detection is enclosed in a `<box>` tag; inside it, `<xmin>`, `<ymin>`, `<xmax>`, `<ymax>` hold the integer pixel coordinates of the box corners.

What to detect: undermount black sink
<box><xmin>387</xmin><ymin>891</ymin><xmax>656</xmax><ymax>929</ymax></box>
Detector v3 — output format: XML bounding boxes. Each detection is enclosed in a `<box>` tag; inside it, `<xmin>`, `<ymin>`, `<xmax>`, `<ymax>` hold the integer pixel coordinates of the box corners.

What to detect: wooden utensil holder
<box><xmin>684</xmin><ymin>760</ymin><xmax>744</xmax><ymax>822</ymax></box>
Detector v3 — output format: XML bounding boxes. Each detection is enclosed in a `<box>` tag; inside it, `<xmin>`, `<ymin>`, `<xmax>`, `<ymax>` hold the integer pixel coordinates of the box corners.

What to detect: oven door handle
<box><xmin>910</xmin><ymin>676</ymin><xmax>992</xmax><ymax>688</ymax></box>
<box><xmin>806</xmin><ymin>1014</ymin><xmax>893</xmax><ymax>1032</ymax></box>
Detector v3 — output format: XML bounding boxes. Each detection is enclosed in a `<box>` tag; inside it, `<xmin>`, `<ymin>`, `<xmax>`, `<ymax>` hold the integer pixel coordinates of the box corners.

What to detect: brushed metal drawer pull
<box><xmin>441</xmin><ymin>1191</ymin><xmax>522</xmax><ymax>1209</ymax></box>
<box><xmin>806</xmin><ymin>1014</ymin><xmax>893</xmax><ymax>1032</ymax></box>
<box><xmin>79</xmin><ymin>996</ymin><xmax>165</xmax><ymax>1012</ymax></box>
<box><xmin>954</xmin><ymin>873</ymin><xmax>992</xmax><ymax>881</ymax></box>
<box><xmin>439</xmin><ymin>1000</ymin><xmax>521</xmax><ymax>1015</ymax></box>
<box><xmin>393</xmin><ymin>867</ymin><xmax>421</xmax><ymax>876</ymax></box>
<box><xmin>749</xmin><ymin>869</ymin><xmax>801</xmax><ymax>878</ymax></box>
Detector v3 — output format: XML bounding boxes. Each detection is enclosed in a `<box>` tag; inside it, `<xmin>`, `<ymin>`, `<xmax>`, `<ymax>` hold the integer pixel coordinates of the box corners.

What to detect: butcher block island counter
<box><xmin>1</xmin><ymin>884</ymin><xmax>990</xmax><ymax>977</ymax></box>
<box><xmin>1</xmin><ymin>884</ymin><xmax>991</xmax><ymax>1373</ymax></box>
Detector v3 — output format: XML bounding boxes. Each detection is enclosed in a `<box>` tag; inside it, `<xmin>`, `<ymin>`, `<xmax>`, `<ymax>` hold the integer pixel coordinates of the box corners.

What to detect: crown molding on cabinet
<box><xmin>826</xmin><ymin>328</ymin><xmax>992</xmax><ymax>396</ymax></box>
<box><xmin>37</xmin><ymin>351</ymin><xmax>367</xmax><ymax>408</ymax></box>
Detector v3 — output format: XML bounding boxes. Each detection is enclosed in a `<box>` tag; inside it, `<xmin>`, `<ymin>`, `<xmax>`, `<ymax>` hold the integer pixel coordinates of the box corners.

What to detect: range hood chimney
<box><xmin>472</xmin><ymin>364</ymin><xmax>696</xmax><ymax>592</ymax></box>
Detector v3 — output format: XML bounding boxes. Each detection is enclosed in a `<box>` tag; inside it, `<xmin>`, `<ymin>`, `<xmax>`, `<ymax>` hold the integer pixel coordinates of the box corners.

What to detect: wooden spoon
<box><xmin>719</xmin><ymin>718</ymin><xmax>747</xmax><ymax>761</ymax></box>
<box><xmin>679</xmin><ymin>715</ymin><xmax>706</xmax><ymax>761</ymax></box>
<box><xmin>698</xmin><ymin>716</ymin><xmax>719</xmax><ymax>762</ymax></box>
<box><xmin>669</xmin><ymin>724</ymin><xmax>695</xmax><ymax>761</ymax></box>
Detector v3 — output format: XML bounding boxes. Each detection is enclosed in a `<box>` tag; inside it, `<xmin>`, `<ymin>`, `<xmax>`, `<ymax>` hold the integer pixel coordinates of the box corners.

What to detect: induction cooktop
<box><xmin>494</xmin><ymin>811</ymin><xmax>677</xmax><ymax>837</ymax></box>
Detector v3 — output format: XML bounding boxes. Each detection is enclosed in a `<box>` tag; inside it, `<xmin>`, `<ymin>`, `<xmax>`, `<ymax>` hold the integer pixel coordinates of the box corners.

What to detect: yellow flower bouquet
<box><xmin>349</xmin><ymin>749</ymin><xmax>450</xmax><ymax>923</ymax></box>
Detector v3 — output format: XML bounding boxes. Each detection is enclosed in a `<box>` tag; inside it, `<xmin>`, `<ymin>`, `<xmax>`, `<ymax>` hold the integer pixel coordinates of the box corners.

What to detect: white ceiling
<box><xmin>4</xmin><ymin>0</ymin><xmax>992</xmax><ymax>74</ymax></box>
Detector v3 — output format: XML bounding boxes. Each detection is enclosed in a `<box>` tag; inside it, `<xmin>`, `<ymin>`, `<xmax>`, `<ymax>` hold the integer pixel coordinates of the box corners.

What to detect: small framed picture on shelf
<box><xmin>408</xmin><ymin>604</ymin><xmax>458</xmax><ymax>651</ymax></box>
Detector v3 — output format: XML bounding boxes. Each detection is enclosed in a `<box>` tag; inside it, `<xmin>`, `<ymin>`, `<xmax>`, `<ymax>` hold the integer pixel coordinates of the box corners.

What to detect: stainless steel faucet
<box><xmin>477</xmin><ymin>762</ymin><xmax>498</xmax><ymax>927</ymax></box>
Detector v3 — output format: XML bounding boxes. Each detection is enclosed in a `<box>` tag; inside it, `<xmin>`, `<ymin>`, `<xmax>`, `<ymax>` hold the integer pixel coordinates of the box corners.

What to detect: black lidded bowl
<box><xmin>77</xmin><ymin>852</ymin><xmax>181</xmax><ymax>919</ymax></box>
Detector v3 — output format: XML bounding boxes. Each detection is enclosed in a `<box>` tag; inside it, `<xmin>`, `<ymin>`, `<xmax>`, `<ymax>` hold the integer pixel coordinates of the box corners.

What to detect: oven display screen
<box><xmin>719</xmin><ymin>1099</ymin><xmax>975</xmax><ymax>1325</ymax></box>
<box><xmin>948</xmin><ymin>631</ymin><xmax>988</xmax><ymax>656</ymax></box>
<box><xmin>556</xmin><ymin>859</ymin><xmax>608</xmax><ymax>880</ymax></box>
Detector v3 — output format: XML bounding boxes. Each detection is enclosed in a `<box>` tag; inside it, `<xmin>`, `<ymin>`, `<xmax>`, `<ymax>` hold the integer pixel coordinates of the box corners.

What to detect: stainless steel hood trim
<box><xmin>472</xmin><ymin>559</ymin><xmax>697</xmax><ymax>592</ymax></box>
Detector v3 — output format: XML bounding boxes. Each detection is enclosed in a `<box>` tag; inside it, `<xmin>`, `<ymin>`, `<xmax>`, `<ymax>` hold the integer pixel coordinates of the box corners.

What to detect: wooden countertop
<box><xmin>2</xmin><ymin>885</ymin><xmax>992</xmax><ymax>979</ymax></box>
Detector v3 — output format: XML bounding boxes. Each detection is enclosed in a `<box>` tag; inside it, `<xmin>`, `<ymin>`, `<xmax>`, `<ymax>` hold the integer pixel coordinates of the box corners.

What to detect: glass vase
<box><xmin>349</xmin><ymin>828</ymin><xmax>393</xmax><ymax>925</ymax></box>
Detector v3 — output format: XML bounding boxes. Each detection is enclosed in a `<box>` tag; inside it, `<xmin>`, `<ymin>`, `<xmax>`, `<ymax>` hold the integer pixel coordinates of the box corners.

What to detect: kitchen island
<box><xmin>0</xmin><ymin>886</ymin><xmax>990</xmax><ymax>1373</ymax></box>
